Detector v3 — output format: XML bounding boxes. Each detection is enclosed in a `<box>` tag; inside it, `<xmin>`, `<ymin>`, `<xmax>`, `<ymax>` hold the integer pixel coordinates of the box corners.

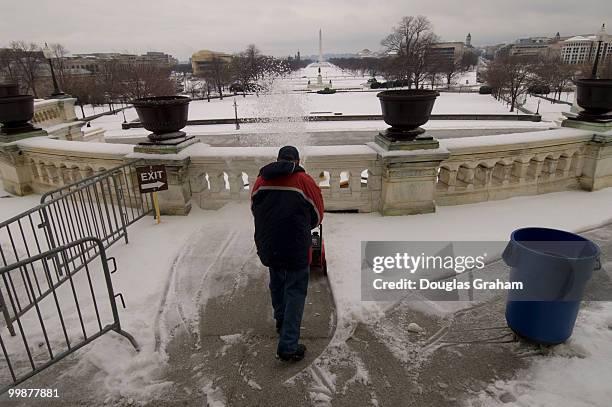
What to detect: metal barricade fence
<box><xmin>0</xmin><ymin>238</ymin><xmax>138</xmax><ymax>393</ymax></box>
<box><xmin>0</xmin><ymin>160</ymin><xmax>153</xmax><ymax>330</ymax></box>
<box><xmin>40</xmin><ymin>159</ymin><xmax>154</xmax><ymax>236</ymax></box>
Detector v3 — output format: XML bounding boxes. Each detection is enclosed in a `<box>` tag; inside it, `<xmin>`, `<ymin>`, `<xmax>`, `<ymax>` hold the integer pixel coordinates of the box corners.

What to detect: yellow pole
<box><xmin>152</xmin><ymin>191</ymin><xmax>161</xmax><ymax>224</ymax></box>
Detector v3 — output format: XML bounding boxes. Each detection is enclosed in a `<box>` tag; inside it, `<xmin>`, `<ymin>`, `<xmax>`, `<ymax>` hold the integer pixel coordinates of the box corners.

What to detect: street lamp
<box><xmin>121</xmin><ymin>99</ymin><xmax>127</xmax><ymax>124</ymax></box>
<box><xmin>233</xmin><ymin>99</ymin><xmax>240</xmax><ymax>130</ymax></box>
<box><xmin>42</xmin><ymin>43</ymin><xmax>65</xmax><ymax>98</ymax></box>
<box><xmin>591</xmin><ymin>24</ymin><xmax>607</xmax><ymax>79</ymax></box>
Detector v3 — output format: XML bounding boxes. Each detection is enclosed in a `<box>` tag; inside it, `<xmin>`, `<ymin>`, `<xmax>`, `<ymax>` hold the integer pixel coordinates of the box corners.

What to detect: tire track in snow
<box><xmin>154</xmin><ymin>227</ymin><xmax>238</xmax><ymax>351</ymax></box>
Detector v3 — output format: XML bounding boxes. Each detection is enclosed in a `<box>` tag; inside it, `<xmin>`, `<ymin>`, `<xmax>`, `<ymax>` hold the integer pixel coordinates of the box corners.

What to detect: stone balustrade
<box><xmin>435</xmin><ymin>129</ymin><xmax>595</xmax><ymax>205</ymax></box>
<box><xmin>33</xmin><ymin>98</ymin><xmax>78</xmax><ymax>128</ymax></box>
<box><xmin>31</xmin><ymin>98</ymin><xmax>90</xmax><ymax>141</ymax></box>
<box><xmin>187</xmin><ymin>144</ymin><xmax>382</xmax><ymax>212</ymax></box>
<box><xmin>3</xmin><ymin>137</ymin><xmax>132</xmax><ymax>194</ymax></box>
<box><xmin>1</xmin><ymin>126</ymin><xmax>611</xmax><ymax>215</ymax></box>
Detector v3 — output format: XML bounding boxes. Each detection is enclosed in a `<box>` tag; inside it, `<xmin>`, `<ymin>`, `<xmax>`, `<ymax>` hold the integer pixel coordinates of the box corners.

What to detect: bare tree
<box><xmin>184</xmin><ymin>78</ymin><xmax>204</xmax><ymax>99</ymax></box>
<box><xmin>115</xmin><ymin>61</ymin><xmax>174</xmax><ymax>100</ymax></box>
<box><xmin>381</xmin><ymin>15</ymin><xmax>439</xmax><ymax>88</ymax></box>
<box><xmin>329</xmin><ymin>57</ymin><xmax>384</xmax><ymax>78</ymax></box>
<box><xmin>440</xmin><ymin>58</ymin><xmax>463</xmax><ymax>88</ymax></box>
<box><xmin>483</xmin><ymin>55</ymin><xmax>535</xmax><ymax>112</ymax></box>
<box><xmin>0</xmin><ymin>48</ymin><xmax>18</xmax><ymax>82</ymax></box>
<box><xmin>460</xmin><ymin>50</ymin><xmax>479</xmax><ymax>70</ymax></box>
<box><xmin>231</xmin><ymin>44</ymin><xmax>264</xmax><ymax>95</ymax></box>
<box><xmin>205</xmin><ymin>55</ymin><xmax>230</xmax><ymax>100</ymax></box>
<box><xmin>8</xmin><ymin>41</ymin><xmax>45</xmax><ymax>97</ymax></box>
<box><xmin>532</xmin><ymin>56</ymin><xmax>575</xmax><ymax>100</ymax></box>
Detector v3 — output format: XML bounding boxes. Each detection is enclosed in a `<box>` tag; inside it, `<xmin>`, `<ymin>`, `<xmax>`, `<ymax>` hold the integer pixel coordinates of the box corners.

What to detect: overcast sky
<box><xmin>1</xmin><ymin>0</ymin><xmax>610</xmax><ymax>61</ymax></box>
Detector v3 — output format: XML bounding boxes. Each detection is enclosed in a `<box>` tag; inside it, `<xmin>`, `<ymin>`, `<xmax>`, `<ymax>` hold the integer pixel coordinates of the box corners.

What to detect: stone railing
<box><xmin>31</xmin><ymin>98</ymin><xmax>92</xmax><ymax>141</ymax></box>
<box><xmin>3</xmin><ymin>137</ymin><xmax>132</xmax><ymax>194</ymax></box>
<box><xmin>32</xmin><ymin>98</ymin><xmax>78</xmax><ymax>128</ymax></box>
<box><xmin>187</xmin><ymin>144</ymin><xmax>382</xmax><ymax>212</ymax></box>
<box><xmin>1</xmin><ymin>127</ymin><xmax>611</xmax><ymax>215</ymax></box>
<box><xmin>435</xmin><ymin>129</ymin><xmax>594</xmax><ymax>206</ymax></box>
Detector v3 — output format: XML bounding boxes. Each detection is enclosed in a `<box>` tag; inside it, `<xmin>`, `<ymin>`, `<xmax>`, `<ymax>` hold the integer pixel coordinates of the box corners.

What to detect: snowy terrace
<box><xmin>2</xmin><ymin>178</ymin><xmax>612</xmax><ymax>406</ymax></box>
<box><xmin>3</xmin><ymin>64</ymin><xmax>611</xmax><ymax>405</ymax></box>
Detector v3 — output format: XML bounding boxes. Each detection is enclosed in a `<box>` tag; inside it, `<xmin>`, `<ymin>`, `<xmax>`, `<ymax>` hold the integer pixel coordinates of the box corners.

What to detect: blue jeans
<box><xmin>269</xmin><ymin>266</ymin><xmax>309</xmax><ymax>354</ymax></box>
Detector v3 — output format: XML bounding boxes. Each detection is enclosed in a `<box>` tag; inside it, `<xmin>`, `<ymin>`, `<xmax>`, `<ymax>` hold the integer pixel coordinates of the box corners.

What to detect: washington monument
<box><xmin>319</xmin><ymin>28</ymin><xmax>323</xmax><ymax>63</ymax></box>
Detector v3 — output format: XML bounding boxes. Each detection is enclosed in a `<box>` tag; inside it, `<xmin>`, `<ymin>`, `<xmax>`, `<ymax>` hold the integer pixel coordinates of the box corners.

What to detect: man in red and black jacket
<box><xmin>251</xmin><ymin>146</ymin><xmax>324</xmax><ymax>362</ymax></box>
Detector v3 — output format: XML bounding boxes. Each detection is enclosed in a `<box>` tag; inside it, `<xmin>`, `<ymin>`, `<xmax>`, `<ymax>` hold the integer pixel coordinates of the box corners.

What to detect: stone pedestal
<box><xmin>0</xmin><ymin>127</ymin><xmax>46</xmax><ymax>143</ymax></box>
<box><xmin>561</xmin><ymin>116</ymin><xmax>612</xmax><ymax>191</ymax></box>
<box><xmin>368</xmin><ymin>142</ymin><xmax>450</xmax><ymax>215</ymax></box>
<box><xmin>375</xmin><ymin>129</ymin><xmax>440</xmax><ymax>151</ymax></box>
<box><xmin>57</xmin><ymin>97</ymin><xmax>78</xmax><ymax>122</ymax></box>
<box><xmin>133</xmin><ymin>135</ymin><xmax>198</xmax><ymax>155</ymax></box>
<box><xmin>562</xmin><ymin>116</ymin><xmax>612</xmax><ymax>133</ymax></box>
<box><xmin>129</xmin><ymin>137</ymin><xmax>201</xmax><ymax>215</ymax></box>
<box><xmin>579</xmin><ymin>131</ymin><xmax>612</xmax><ymax>191</ymax></box>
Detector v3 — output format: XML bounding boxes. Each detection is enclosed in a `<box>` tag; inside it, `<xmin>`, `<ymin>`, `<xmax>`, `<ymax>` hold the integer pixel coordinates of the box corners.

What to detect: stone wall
<box><xmin>0</xmin><ymin>126</ymin><xmax>611</xmax><ymax>215</ymax></box>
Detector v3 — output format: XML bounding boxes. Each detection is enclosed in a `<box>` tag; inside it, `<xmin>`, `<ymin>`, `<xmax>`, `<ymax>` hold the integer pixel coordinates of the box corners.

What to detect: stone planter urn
<box><xmin>375</xmin><ymin>89</ymin><xmax>440</xmax><ymax>150</ymax></box>
<box><xmin>575</xmin><ymin>79</ymin><xmax>612</xmax><ymax>120</ymax></box>
<box><xmin>133</xmin><ymin>96</ymin><xmax>190</xmax><ymax>142</ymax></box>
<box><xmin>378</xmin><ymin>89</ymin><xmax>439</xmax><ymax>138</ymax></box>
<box><xmin>0</xmin><ymin>89</ymin><xmax>37</xmax><ymax>136</ymax></box>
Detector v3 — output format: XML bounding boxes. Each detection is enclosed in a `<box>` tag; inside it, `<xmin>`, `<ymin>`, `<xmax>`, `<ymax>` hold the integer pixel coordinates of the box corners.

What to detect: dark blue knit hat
<box><xmin>277</xmin><ymin>145</ymin><xmax>300</xmax><ymax>161</ymax></box>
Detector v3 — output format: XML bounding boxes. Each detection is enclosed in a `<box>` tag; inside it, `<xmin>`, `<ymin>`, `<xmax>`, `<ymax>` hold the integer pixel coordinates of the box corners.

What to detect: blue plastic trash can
<box><xmin>503</xmin><ymin>227</ymin><xmax>600</xmax><ymax>345</ymax></box>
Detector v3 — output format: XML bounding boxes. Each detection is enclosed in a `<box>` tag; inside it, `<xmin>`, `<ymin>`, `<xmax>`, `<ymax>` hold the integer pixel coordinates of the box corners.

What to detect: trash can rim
<box><xmin>510</xmin><ymin>227</ymin><xmax>600</xmax><ymax>261</ymax></box>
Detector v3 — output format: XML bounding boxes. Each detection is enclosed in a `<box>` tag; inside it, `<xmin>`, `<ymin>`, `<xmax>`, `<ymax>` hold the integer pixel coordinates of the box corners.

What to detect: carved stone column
<box><xmin>581</xmin><ymin>133</ymin><xmax>612</xmax><ymax>191</ymax></box>
<box><xmin>368</xmin><ymin>142</ymin><xmax>450</xmax><ymax>215</ymax></box>
<box><xmin>0</xmin><ymin>144</ymin><xmax>33</xmax><ymax>195</ymax></box>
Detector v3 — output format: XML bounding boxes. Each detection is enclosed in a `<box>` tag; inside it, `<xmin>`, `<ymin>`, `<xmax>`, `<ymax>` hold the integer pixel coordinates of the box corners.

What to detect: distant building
<box><xmin>507</xmin><ymin>37</ymin><xmax>559</xmax><ymax>58</ymax></box>
<box><xmin>142</xmin><ymin>51</ymin><xmax>179</xmax><ymax>66</ymax></box>
<box><xmin>63</xmin><ymin>55</ymin><xmax>103</xmax><ymax>74</ymax></box>
<box><xmin>191</xmin><ymin>50</ymin><xmax>233</xmax><ymax>76</ymax></box>
<box><xmin>430</xmin><ymin>42</ymin><xmax>466</xmax><ymax>64</ymax></box>
<box><xmin>490</xmin><ymin>35</ymin><xmax>569</xmax><ymax>59</ymax></box>
<box><xmin>510</xmin><ymin>43</ymin><xmax>553</xmax><ymax>57</ymax></box>
<box><xmin>561</xmin><ymin>25</ymin><xmax>611</xmax><ymax>64</ymax></box>
<box><xmin>483</xmin><ymin>44</ymin><xmax>506</xmax><ymax>59</ymax></box>
<box><xmin>65</xmin><ymin>51</ymin><xmax>178</xmax><ymax>74</ymax></box>
<box><xmin>358</xmin><ymin>48</ymin><xmax>377</xmax><ymax>58</ymax></box>
<box><xmin>429</xmin><ymin>34</ymin><xmax>474</xmax><ymax>64</ymax></box>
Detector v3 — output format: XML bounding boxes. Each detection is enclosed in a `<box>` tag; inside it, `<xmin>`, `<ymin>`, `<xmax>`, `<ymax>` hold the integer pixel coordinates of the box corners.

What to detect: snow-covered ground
<box><xmin>87</xmin><ymin>64</ymin><xmax>551</xmax><ymax>147</ymax></box>
<box><xmin>2</xmin><ymin>173</ymin><xmax>612</xmax><ymax>405</ymax></box>
<box><xmin>110</xmin><ymin>92</ymin><xmax>514</xmax><ymax>122</ymax></box>
<box><xmin>73</xmin><ymin>104</ymin><xmax>120</xmax><ymax>119</ymax></box>
<box><xmin>102</xmin><ymin>119</ymin><xmax>553</xmax><ymax>144</ymax></box>
<box><xmin>467</xmin><ymin>301</ymin><xmax>612</xmax><ymax>407</ymax></box>
<box><xmin>522</xmin><ymin>93</ymin><xmax>574</xmax><ymax>122</ymax></box>
<box><xmin>93</xmin><ymin>90</ymin><xmax>545</xmax><ymax>144</ymax></box>
<box><xmin>325</xmin><ymin>188</ymin><xmax>612</xmax><ymax>324</ymax></box>
<box><xmin>0</xmin><ymin>185</ymin><xmax>211</xmax><ymax>401</ymax></box>
<box><xmin>227</xmin><ymin>64</ymin><xmax>480</xmax><ymax>92</ymax></box>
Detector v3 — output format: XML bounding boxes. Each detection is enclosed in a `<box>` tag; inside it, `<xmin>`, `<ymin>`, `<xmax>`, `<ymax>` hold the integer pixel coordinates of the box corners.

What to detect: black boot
<box><xmin>277</xmin><ymin>344</ymin><xmax>307</xmax><ymax>361</ymax></box>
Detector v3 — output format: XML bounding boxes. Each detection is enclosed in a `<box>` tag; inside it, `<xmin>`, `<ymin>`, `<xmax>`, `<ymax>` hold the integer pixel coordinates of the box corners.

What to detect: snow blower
<box><xmin>311</xmin><ymin>224</ymin><xmax>327</xmax><ymax>275</ymax></box>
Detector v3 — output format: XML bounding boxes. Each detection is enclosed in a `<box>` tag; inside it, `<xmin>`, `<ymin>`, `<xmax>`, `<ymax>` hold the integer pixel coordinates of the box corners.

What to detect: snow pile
<box><xmin>467</xmin><ymin>302</ymin><xmax>612</xmax><ymax>407</ymax></box>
